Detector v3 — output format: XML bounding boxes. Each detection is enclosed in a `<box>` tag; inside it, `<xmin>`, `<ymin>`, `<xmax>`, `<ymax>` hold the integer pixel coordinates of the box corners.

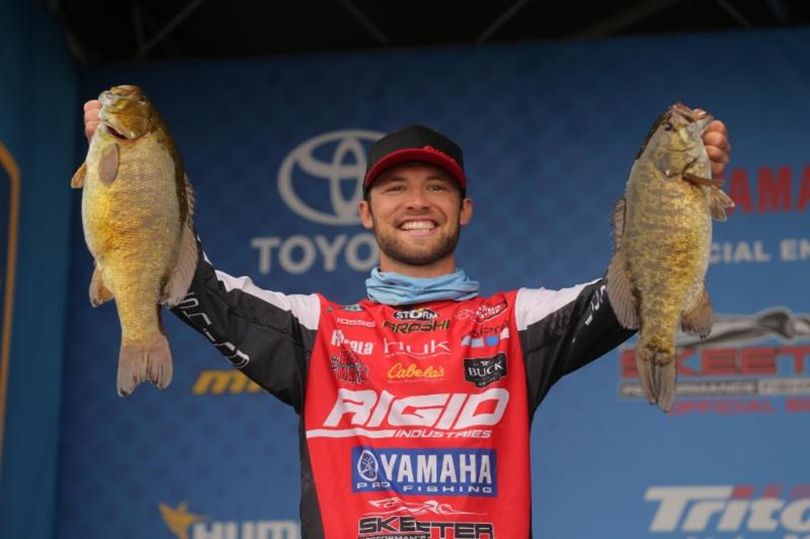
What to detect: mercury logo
<box><xmin>277</xmin><ymin>129</ymin><xmax>382</xmax><ymax>225</ymax></box>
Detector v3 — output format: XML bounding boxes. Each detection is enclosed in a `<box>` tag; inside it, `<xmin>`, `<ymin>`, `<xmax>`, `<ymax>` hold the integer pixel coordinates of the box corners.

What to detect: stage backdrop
<box><xmin>0</xmin><ymin>1</ymin><xmax>77</xmax><ymax>538</ymax></box>
<box><xmin>58</xmin><ymin>28</ymin><xmax>810</xmax><ymax>539</ymax></box>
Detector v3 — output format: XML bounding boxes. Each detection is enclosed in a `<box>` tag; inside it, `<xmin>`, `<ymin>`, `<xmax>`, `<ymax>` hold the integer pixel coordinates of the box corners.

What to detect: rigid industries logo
<box><xmin>645</xmin><ymin>485</ymin><xmax>810</xmax><ymax>538</ymax></box>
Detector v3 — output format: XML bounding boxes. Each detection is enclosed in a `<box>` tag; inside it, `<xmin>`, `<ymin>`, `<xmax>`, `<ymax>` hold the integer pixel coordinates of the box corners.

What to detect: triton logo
<box><xmin>159</xmin><ymin>501</ymin><xmax>298</xmax><ymax>539</ymax></box>
<box><xmin>645</xmin><ymin>485</ymin><xmax>810</xmax><ymax>536</ymax></box>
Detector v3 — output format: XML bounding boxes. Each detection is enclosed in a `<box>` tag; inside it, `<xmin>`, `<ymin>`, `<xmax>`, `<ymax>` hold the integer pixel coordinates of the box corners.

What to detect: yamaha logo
<box><xmin>277</xmin><ymin>129</ymin><xmax>383</xmax><ymax>225</ymax></box>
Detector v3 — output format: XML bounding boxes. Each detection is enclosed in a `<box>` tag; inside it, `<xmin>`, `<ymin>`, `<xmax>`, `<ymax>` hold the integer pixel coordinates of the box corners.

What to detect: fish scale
<box><xmin>607</xmin><ymin>103</ymin><xmax>734</xmax><ymax>412</ymax></box>
<box><xmin>72</xmin><ymin>84</ymin><xmax>198</xmax><ymax>396</ymax></box>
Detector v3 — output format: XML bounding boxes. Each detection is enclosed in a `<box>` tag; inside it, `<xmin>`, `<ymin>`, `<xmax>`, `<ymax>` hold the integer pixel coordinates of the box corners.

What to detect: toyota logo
<box><xmin>278</xmin><ymin>129</ymin><xmax>383</xmax><ymax>225</ymax></box>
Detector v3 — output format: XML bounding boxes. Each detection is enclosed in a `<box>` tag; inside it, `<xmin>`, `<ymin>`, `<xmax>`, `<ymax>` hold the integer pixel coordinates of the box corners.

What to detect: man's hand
<box><xmin>702</xmin><ymin>119</ymin><xmax>731</xmax><ymax>180</ymax></box>
<box><xmin>84</xmin><ymin>100</ymin><xmax>101</xmax><ymax>141</ymax></box>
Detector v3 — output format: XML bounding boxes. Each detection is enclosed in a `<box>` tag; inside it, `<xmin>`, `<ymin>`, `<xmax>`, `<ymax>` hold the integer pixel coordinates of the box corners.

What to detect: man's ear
<box><xmin>460</xmin><ymin>197</ymin><xmax>473</xmax><ymax>226</ymax></box>
<box><xmin>358</xmin><ymin>199</ymin><xmax>374</xmax><ymax>230</ymax></box>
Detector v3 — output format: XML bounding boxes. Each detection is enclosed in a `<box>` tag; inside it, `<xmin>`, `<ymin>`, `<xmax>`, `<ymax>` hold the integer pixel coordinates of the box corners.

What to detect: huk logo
<box><xmin>277</xmin><ymin>129</ymin><xmax>382</xmax><ymax>225</ymax></box>
<box><xmin>159</xmin><ymin>501</ymin><xmax>299</xmax><ymax>539</ymax></box>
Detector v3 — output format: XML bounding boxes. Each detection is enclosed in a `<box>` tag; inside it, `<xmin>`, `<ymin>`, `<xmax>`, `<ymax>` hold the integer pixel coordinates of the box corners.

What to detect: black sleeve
<box><xmin>516</xmin><ymin>278</ymin><xmax>636</xmax><ymax>416</ymax></box>
<box><xmin>169</xmin><ymin>248</ymin><xmax>320</xmax><ymax>412</ymax></box>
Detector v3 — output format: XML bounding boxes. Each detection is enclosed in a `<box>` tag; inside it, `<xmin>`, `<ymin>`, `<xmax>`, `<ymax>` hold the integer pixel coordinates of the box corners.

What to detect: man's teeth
<box><xmin>401</xmin><ymin>221</ymin><xmax>435</xmax><ymax>230</ymax></box>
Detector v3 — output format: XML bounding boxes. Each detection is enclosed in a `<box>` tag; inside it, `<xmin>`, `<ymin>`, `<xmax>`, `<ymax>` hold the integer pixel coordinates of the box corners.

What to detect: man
<box><xmin>84</xmin><ymin>103</ymin><xmax>730</xmax><ymax>538</ymax></box>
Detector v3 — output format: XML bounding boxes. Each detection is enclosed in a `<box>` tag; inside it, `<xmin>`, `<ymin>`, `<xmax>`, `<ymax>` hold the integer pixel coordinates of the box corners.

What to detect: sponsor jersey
<box><xmin>172</xmin><ymin>251</ymin><xmax>633</xmax><ymax>538</ymax></box>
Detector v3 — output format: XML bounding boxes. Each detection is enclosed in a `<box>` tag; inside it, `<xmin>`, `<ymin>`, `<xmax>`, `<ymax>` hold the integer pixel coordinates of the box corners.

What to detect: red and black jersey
<box><xmin>172</xmin><ymin>253</ymin><xmax>634</xmax><ymax>538</ymax></box>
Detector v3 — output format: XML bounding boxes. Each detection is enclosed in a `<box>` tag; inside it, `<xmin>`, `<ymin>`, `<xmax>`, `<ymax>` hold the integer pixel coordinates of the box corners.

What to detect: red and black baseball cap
<box><xmin>363</xmin><ymin>125</ymin><xmax>466</xmax><ymax>191</ymax></box>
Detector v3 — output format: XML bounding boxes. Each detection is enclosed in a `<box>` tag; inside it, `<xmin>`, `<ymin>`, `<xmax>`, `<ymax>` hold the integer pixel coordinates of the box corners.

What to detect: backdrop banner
<box><xmin>58</xmin><ymin>28</ymin><xmax>810</xmax><ymax>539</ymax></box>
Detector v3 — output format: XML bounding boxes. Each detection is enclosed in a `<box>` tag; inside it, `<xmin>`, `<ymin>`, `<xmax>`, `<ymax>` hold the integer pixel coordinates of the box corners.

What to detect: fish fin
<box><xmin>656</xmin><ymin>360</ymin><xmax>678</xmax><ymax>413</ymax></box>
<box><xmin>683</xmin><ymin>172</ymin><xmax>722</xmax><ymax>188</ymax></box>
<box><xmin>162</xmin><ymin>224</ymin><xmax>198</xmax><ymax>306</ymax></box>
<box><xmin>98</xmin><ymin>143</ymin><xmax>120</xmax><ymax>184</ymax></box>
<box><xmin>637</xmin><ymin>346</ymin><xmax>677</xmax><ymax>412</ymax></box>
<box><xmin>611</xmin><ymin>197</ymin><xmax>626</xmax><ymax>251</ymax></box>
<box><xmin>636</xmin><ymin>346</ymin><xmax>659</xmax><ymax>406</ymax></box>
<box><xmin>709</xmin><ymin>187</ymin><xmax>735</xmax><ymax>221</ymax></box>
<box><xmin>70</xmin><ymin>162</ymin><xmax>87</xmax><ymax>188</ymax></box>
<box><xmin>680</xmin><ymin>285</ymin><xmax>713</xmax><ymax>339</ymax></box>
<box><xmin>117</xmin><ymin>332</ymin><xmax>173</xmax><ymax>397</ymax></box>
<box><xmin>89</xmin><ymin>265</ymin><xmax>114</xmax><ymax>306</ymax></box>
<box><xmin>606</xmin><ymin>250</ymin><xmax>639</xmax><ymax>329</ymax></box>
<box><xmin>184</xmin><ymin>173</ymin><xmax>195</xmax><ymax>221</ymax></box>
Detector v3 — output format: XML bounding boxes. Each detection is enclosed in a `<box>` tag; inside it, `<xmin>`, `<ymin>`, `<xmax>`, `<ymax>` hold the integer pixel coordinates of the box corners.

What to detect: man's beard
<box><xmin>373</xmin><ymin>220</ymin><xmax>461</xmax><ymax>267</ymax></box>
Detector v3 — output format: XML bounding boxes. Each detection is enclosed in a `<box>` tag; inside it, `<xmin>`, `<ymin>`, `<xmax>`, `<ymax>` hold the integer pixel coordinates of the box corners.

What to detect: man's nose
<box><xmin>404</xmin><ymin>187</ymin><xmax>430</xmax><ymax>209</ymax></box>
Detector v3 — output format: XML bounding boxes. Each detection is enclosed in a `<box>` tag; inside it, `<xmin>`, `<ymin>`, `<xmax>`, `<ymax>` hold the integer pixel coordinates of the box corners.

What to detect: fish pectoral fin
<box><xmin>89</xmin><ymin>265</ymin><xmax>114</xmax><ymax>306</ymax></box>
<box><xmin>606</xmin><ymin>249</ymin><xmax>639</xmax><ymax>329</ymax></box>
<box><xmin>98</xmin><ymin>143</ymin><xmax>120</xmax><ymax>184</ymax></box>
<box><xmin>161</xmin><ymin>225</ymin><xmax>199</xmax><ymax>306</ymax></box>
<box><xmin>682</xmin><ymin>172</ymin><xmax>723</xmax><ymax>189</ymax></box>
<box><xmin>680</xmin><ymin>284</ymin><xmax>713</xmax><ymax>339</ymax></box>
<box><xmin>709</xmin><ymin>186</ymin><xmax>735</xmax><ymax>221</ymax></box>
<box><xmin>611</xmin><ymin>198</ymin><xmax>626</xmax><ymax>251</ymax></box>
<box><xmin>70</xmin><ymin>162</ymin><xmax>87</xmax><ymax>188</ymax></box>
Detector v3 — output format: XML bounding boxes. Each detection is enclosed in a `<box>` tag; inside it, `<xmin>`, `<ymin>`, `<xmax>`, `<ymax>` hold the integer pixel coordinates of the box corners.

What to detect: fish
<box><xmin>606</xmin><ymin>103</ymin><xmax>734</xmax><ymax>412</ymax></box>
<box><xmin>71</xmin><ymin>84</ymin><xmax>197</xmax><ymax>396</ymax></box>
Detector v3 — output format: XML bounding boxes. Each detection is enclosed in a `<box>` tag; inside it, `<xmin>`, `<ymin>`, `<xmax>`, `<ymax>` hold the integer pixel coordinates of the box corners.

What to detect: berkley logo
<box><xmin>387</xmin><ymin>362</ymin><xmax>445</xmax><ymax>381</ymax></box>
<box><xmin>464</xmin><ymin>354</ymin><xmax>507</xmax><ymax>388</ymax></box>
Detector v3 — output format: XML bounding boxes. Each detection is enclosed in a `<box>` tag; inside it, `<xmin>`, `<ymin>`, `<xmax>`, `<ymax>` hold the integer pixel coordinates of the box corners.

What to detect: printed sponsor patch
<box><xmin>464</xmin><ymin>354</ymin><xmax>507</xmax><ymax>388</ymax></box>
<box><xmin>352</xmin><ymin>447</ymin><xmax>497</xmax><ymax>497</ymax></box>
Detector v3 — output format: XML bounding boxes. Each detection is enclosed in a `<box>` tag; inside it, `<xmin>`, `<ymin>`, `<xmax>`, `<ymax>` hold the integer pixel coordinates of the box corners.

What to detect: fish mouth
<box><xmin>103</xmin><ymin>123</ymin><xmax>129</xmax><ymax>140</ymax></box>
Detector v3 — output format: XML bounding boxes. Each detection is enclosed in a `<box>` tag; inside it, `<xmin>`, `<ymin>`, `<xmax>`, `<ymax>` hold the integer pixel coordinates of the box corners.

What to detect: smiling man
<box><xmin>83</xmin><ymin>106</ymin><xmax>730</xmax><ymax>538</ymax></box>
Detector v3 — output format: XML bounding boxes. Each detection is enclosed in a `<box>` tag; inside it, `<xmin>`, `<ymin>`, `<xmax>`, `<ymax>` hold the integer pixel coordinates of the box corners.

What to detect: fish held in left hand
<box><xmin>606</xmin><ymin>103</ymin><xmax>734</xmax><ymax>412</ymax></box>
<box><xmin>71</xmin><ymin>84</ymin><xmax>197</xmax><ymax>396</ymax></box>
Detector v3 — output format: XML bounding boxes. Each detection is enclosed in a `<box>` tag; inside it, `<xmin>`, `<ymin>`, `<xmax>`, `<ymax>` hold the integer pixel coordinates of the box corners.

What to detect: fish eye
<box><xmin>663</xmin><ymin>122</ymin><xmax>674</xmax><ymax>131</ymax></box>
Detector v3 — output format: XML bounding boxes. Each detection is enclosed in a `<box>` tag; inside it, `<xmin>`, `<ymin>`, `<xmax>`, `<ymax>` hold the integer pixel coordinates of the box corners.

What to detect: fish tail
<box><xmin>637</xmin><ymin>345</ymin><xmax>677</xmax><ymax>411</ymax></box>
<box><xmin>117</xmin><ymin>333</ymin><xmax>173</xmax><ymax>396</ymax></box>
<box><xmin>636</xmin><ymin>346</ymin><xmax>659</xmax><ymax>406</ymax></box>
<box><xmin>656</xmin><ymin>361</ymin><xmax>677</xmax><ymax>413</ymax></box>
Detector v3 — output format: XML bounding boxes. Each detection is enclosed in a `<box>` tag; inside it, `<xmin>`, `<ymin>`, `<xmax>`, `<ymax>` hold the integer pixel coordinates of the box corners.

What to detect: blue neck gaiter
<box><xmin>365</xmin><ymin>267</ymin><xmax>480</xmax><ymax>306</ymax></box>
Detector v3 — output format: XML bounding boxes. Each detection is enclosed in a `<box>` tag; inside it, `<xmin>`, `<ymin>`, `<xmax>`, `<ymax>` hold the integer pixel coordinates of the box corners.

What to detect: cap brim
<box><xmin>364</xmin><ymin>148</ymin><xmax>467</xmax><ymax>189</ymax></box>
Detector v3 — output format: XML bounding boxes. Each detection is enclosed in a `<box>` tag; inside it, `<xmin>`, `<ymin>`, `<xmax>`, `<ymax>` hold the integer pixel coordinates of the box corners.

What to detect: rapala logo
<box><xmin>645</xmin><ymin>485</ymin><xmax>810</xmax><ymax>537</ymax></box>
<box><xmin>159</xmin><ymin>501</ymin><xmax>298</xmax><ymax>539</ymax></box>
<box><xmin>619</xmin><ymin>308</ymin><xmax>810</xmax><ymax>414</ymax></box>
<box><xmin>306</xmin><ymin>388</ymin><xmax>509</xmax><ymax>439</ymax></box>
<box><xmin>352</xmin><ymin>447</ymin><xmax>496</xmax><ymax>496</ymax></box>
<box><xmin>192</xmin><ymin>370</ymin><xmax>262</xmax><ymax>395</ymax></box>
<box><xmin>331</xmin><ymin>329</ymin><xmax>374</xmax><ymax>355</ymax></box>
